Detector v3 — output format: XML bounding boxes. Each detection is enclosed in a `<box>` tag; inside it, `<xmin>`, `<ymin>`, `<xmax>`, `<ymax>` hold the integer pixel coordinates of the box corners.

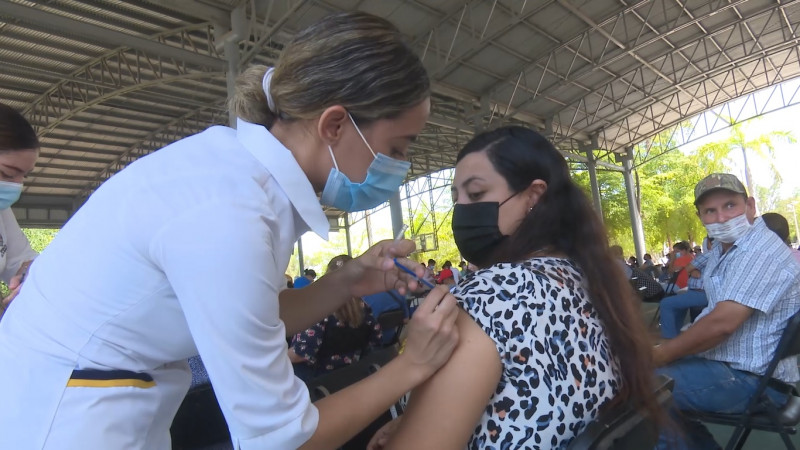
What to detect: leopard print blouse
<box><xmin>452</xmin><ymin>257</ymin><xmax>621</xmax><ymax>449</ymax></box>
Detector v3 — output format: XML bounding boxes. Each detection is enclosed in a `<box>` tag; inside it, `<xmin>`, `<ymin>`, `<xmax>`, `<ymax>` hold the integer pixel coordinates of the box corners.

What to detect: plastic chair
<box><xmin>684</xmin><ymin>310</ymin><xmax>800</xmax><ymax>450</ymax></box>
<box><xmin>306</xmin><ymin>346</ymin><xmax>400</xmax><ymax>450</ymax></box>
<box><xmin>376</xmin><ymin>309</ymin><xmax>406</xmax><ymax>346</ymax></box>
<box><xmin>649</xmin><ymin>271</ymin><xmax>681</xmax><ymax>329</ymax></box>
<box><xmin>567</xmin><ymin>375</ymin><xmax>675</xmax><ymax>450</ymax></box>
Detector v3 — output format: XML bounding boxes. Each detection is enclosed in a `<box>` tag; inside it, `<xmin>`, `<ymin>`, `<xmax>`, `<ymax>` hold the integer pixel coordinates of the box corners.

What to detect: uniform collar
<box><xmin>236</xmin><ymin>118</ymin><xmax>329</xmax><ymax>239</ymax></box>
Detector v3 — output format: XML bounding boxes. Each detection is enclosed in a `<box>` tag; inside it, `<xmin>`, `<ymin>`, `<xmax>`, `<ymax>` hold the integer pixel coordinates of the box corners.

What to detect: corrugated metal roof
<box><xmin>1</xmin><ymin>0</ymin><xmax>799</xmax><ymax>225</ymax></box>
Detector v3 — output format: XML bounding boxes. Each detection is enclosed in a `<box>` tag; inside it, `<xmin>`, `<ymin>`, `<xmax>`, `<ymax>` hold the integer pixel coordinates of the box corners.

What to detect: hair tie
<box><xmin>261</xmin><ymin>67</ymin><xmax>277</xmax><ymax>113</ymax></box>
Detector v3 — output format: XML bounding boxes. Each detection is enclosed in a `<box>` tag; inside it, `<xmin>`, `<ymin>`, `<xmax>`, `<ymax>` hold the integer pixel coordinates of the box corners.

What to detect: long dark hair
<box><xmin>0</xmin><ymin>103</ymin><xmax>39</xmax><ymax>152</ymax></box>
<box><xmin>456</xmin><ymin>126</ymin><xmax>662</xmax><ymax>419</ymax></box>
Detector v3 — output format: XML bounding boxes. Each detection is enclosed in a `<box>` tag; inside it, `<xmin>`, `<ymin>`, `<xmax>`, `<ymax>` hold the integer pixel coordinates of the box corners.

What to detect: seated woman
<box><xmin>376</xmin><ymin>126</ymin><xmax>662</xmax><ymax>449</ymax></box>
<box><xmin>289</xmin><ymin>255</ymin><xmax>383</xmax><ymax>381</ymax></box>
<box><xmin>435</xmin><ymin>260</ymin><xmax>456</xmax><ymax>285</ymax></box>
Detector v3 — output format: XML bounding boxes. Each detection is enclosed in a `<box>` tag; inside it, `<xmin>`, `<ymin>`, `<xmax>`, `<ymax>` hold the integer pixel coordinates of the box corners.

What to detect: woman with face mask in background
<box><xmin>370</xmin><ymin>126</ymin><xmax>663</xmax><ymax>450</ymax></box>
<box><xmin>0</xmin><ymin>103</ymin><xmax>39</xmax><ymax>312</ymax></box>
<box><xmin>0</xmin><ymin>12</ymin><xmax>459</xmax><ymax>449</ymax></box>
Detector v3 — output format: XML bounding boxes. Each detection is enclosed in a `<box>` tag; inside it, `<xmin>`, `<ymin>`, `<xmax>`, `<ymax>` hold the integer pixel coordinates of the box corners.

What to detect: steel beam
<box><xmin>0</xmin><ymin>1</ymin><xmax>226</xmax><ymax>70</ymax></box>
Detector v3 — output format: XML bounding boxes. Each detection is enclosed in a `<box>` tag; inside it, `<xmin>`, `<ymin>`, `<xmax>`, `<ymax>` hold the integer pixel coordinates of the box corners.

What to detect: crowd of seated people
<box><xmin>289</xmin><ymin>255</ymin><xmax>383</xmax><ymax>382</ymax></box>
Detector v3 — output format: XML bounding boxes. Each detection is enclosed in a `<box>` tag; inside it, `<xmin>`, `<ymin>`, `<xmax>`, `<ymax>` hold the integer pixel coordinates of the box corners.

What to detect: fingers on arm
<box><xmin>416</xmin><ymin>286</ymin><xmax>455</xmax><ymax>316</ymax></box>
<box><xmin>386</xmin><ymin>310</ymin><xmax>501</xmax><ymax>450</ymax></box>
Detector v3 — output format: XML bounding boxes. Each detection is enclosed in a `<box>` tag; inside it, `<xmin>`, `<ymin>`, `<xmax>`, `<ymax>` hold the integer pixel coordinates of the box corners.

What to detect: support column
<box><xmin>222</xmin><ymin>5</ymin><xmax>245</xmax><ymax>127</ymax></box>
<box><xmin>344</xmin><ymin>214</ymin><xmax>352</xmax><ymax>257</ymax></box>
<box><xmin>621</xmin><ymin>147</ymin><xmax>645</xmax><ymax>264</ymax></box>
<box><xmin>584</xmin><ymin>148</ymin><xmax>603</xmax><ymax>219</ymax></box>
<box><xmin>389</xmin><ymin>191</ymin><xmax>404</xmax><ymax>239</ymax></box>
<box><xmin>224</xmin><ymin>40</ymin><xmax>239</xmax><ymax>128</ymax></box>
<box><xmin>365</xmin><ymin>211</ymin><xmax>373</xmax><ymax>247</ymax></box>
<box><xmin>543</xmin><ymin>117</ymin><xmax>554</xmax><ymax>141</ymax></box>
<box><xmin>296</xmin><ymin>236</ymin><xmax>305</xmax><ymax>274</ymax></box>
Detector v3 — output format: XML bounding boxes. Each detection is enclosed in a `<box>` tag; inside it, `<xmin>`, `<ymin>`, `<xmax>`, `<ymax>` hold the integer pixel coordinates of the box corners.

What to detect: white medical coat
<box><xmin>0</xmin><ymin>119</ymin><xmax>329</xmax><ymax>449</ymax></box>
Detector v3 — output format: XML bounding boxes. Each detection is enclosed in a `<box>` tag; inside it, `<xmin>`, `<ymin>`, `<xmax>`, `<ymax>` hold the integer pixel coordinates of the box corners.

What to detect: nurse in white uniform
<box><xmin>0</xmin><ymin>12</ymin><xmax>459</xmax><ymax>449</ymax></box>
<box><xmin>0</xmin><ymin>103</ymin><xmax>39</xmax><ymax>313</ymax></box>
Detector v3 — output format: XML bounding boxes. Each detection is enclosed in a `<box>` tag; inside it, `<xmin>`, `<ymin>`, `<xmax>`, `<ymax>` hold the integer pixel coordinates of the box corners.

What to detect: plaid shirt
<box><xmin>694</xmin><ymin>218</ymin><xmax>800</xmax><ymax>382</ymax></box>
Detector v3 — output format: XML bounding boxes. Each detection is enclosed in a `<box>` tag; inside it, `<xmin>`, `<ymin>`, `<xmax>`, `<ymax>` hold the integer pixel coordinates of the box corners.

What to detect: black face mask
<box><xmin>452</xmin><ymin>193</ymin><xmax>517</xmax><ymax>267</ymax></box>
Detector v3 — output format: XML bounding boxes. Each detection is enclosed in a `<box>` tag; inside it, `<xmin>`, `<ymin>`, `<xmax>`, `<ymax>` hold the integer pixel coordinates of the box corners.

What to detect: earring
<box><xmin>528</xmin><ymin>206</ymin><xmax>533</xmax><ymax>213</ymax></box>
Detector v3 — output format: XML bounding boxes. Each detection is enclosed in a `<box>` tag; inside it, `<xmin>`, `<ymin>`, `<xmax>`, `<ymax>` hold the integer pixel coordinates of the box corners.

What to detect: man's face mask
<box><xmin>319</xmin><ymin>114</ymin><xmax>411</xmax><ymax>212</ymax></box>
<box><xmin>704</xmin><ymin>212</ymin><xmax>751</xmax><ymax>244</ymax></box>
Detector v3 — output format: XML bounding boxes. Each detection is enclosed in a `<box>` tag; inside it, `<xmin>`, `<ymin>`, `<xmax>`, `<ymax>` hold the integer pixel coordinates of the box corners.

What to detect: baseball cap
<box><xmin>694</xmin><ymin>173</ymin><xmax>747</xmax><ymax>205</ymax></box>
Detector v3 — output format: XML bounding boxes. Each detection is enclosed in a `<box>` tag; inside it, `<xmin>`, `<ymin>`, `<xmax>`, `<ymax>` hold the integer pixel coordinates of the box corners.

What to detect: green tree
<box><xmin>573</xmin><ymin>123</ymin><xmax>736</xmax><ymax>257</ymax></box>
<box><xmin>695</xmin><ymin>118</ymin><xmax>795</xmax><ymax>212</ymax></box>
<box><xmin>22</xmin><ymin>228</ymin><xmax>58</xmax><ymax>253</ymax></box>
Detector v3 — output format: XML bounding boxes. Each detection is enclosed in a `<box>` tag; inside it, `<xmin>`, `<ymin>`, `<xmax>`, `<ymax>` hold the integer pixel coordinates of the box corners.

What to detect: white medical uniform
<box><xmin>0</xmin><ymin>208</ymin><xmax>37</xmax><ymax>283</ymax></box>
<box><xmin>0</xmin><ymin>119</ymin><xmax>329</xmax><ymax>449</ymax></box>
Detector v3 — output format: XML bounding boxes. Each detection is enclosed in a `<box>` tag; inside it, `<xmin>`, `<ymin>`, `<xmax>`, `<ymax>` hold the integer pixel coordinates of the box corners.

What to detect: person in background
<box><xmin>290</xmin><ymin>255</ymin><xmax>383</xmax><ymax>381</ymax></box>
<box><xmin>457</xmin><ymin>261</ymin><xmax>469</xmax><ymax>278</ymax></box>
<box><xmin>762</xmin><ymin>212</ymin><xmax>800</xmax><ymax>265</ymax></box>
<box><xmin>0</xmin><ymin>12</ymin><xmax>459</xmax><ymax>449</ymax></box>
<box><xmin>293</xmin><ymin>268</ymin><xmax>317</xmax><ymax>289</ymax></box>
<box><xmin>664</xmin><ymin>241</ymin><xmax>694</xmax><ymax>293</ymax></box>
<box><xmin>372</xmin><ymin>126</ymin><xmax>662</xmax><ymax>449</ymax></box>
<box><xmin>640</xmin><ymin>253</ymin><xmax>662</xmax><ymax>279</ymax></box>
<box><xmin>654</xmin><ymin>174</ymin><xmax>800</xmax><ymax>449</ymax></box>
<box><xmin>660</xmin><ymin>259</ymin><xmax>709</xmax><ymax>339</ymax></box>
<box><xmin>435</xmin><ymin>260</ymin><xmax>455</xmax><ymax>285</ymax></box>
<box><xmin>0</xmin><ymin>103</ymin><xmax>39</xmax><ymax>311</ymax></box>
<box><xmin>659</xmin><ymin>236</ymin><xmax>714</xmax><ymax>339</ymax></box>
<box><xmin>610</xmin><ymin>244</ymin><xmax>633</xmax><ymax>278</ymax></box>
<box><xmin>284</xmin><ymin>274</ymin><xmax>294</xmax><ymax>289</ymax></box>
<box><xmin>422</xmin><ymin>259</ymin><xmax>436</xmax><ymax>286</ymax></box>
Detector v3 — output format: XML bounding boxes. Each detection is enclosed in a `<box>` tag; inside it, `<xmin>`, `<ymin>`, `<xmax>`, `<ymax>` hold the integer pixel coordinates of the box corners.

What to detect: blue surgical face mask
<box><xmin>319</xmin><ymin>114</ymin><xmax>411</xmax><ymax>212</ymax></box>
<box><xmin>0</xmin><ymin>181</ymin><xmax>22</xmax><ymax>210</ymax></box>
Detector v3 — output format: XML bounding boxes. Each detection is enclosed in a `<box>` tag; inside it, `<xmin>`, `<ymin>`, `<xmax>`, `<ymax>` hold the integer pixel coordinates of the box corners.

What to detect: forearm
<box><xmin>299</xmin><ymin>355</ymin><xmax>425</xmax><ymax>450</ymax></box>
<box><xmin>279</xmin><ymin>272</ymin><xmax>353</xmax><ymax>335</ymax></box>
<box><xmin>658</xmin><ymin>316</ymin><xmax>732</xmax><ymax>364</ymax></box>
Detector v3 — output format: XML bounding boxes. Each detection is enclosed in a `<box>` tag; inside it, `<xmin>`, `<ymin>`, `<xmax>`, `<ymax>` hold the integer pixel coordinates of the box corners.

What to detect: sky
<box><xmin>291</xmin><ymin>84</ymin><xmax>800</xmax><ymax>273</ymax></box>
<box><xmin>679</xmin><ymin>102</ymin><xmax>800</xmax><ymax>198</ymax></box>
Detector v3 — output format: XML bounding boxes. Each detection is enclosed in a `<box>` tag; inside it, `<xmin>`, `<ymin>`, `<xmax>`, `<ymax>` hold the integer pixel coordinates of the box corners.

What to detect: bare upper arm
<box><xmin>385</xmin><ymin>309</ymin><xmax>502</xmax><ymax>450</ymax></box>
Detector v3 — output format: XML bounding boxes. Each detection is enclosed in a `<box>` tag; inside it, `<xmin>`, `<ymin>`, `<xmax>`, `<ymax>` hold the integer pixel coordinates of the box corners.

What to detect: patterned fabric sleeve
<box><xmin>451</xmin><ymin>268</ymin><xmax>515</xmax><ymax>360</ymax></box>
<box><xmin>291</xmin><ymin>319</ymin><xmax>327</xmax><ymax>365</ymax></box>
<box><xmin>718</xmin><ymin>249</ymin><xmax>797</xmax><ymax>314</ymax></box>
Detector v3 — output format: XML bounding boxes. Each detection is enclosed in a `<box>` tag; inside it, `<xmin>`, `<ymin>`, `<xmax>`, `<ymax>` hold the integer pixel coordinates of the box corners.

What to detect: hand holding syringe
<box><xmin>392</xmin><ymin>224</ymin><xmax>455</xmax><ymax>292</ymax></box>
